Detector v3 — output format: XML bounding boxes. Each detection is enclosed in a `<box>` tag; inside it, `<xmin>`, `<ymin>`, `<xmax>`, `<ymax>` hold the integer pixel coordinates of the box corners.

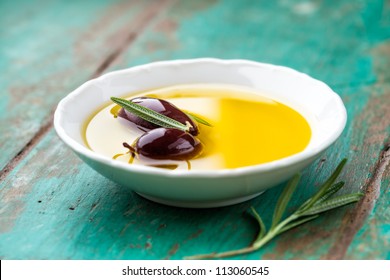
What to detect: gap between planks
<box><xmin>325</xmin><ymin>140</ymin><xmax>390</xmax><ymax>259</ymax></box>
<box><xmin>0</xmin><ymin>0</ymin><xmax>173</xmax><ymax>182</ymax></box>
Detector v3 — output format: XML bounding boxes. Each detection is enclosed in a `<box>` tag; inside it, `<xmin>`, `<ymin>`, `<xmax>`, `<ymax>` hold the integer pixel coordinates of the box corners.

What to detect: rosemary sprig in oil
<box><xmin>185</xmin><ymin>112</ymin><xmax>213</xmax><ymax>127</ymax></box>
<box><xmin>111</xmin><ymin>97</ymin><xmax>192</xmax><ymax>132</ymax></box>
<box><xmin>111</xmin><ymin>97</ymin><xmax>212</xmax><ymax>131</ymax></box>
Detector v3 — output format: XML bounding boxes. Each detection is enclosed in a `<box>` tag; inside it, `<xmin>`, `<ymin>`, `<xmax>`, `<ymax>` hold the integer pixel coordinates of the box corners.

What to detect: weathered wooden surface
<box><xmin>0</xmin><ymin>0</ymin><xmax>389</xmax><ymax>259</ymax></box>
<box><xmin>0</xmin><ymin>0</ymin><xmax>171</xmax><ymax>171</ymax></box>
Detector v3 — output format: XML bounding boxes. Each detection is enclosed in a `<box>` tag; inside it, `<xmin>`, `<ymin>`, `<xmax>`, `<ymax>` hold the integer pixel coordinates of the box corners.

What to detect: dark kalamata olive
<box><xmin>135</xmin><ymin>128</ymin><xmax>203</xmax><ymax>160</ymax></box>
<box><xmin>118</xmin><ymin>97</ymin><xmax>199</xmax><ymax>135</ymax></box>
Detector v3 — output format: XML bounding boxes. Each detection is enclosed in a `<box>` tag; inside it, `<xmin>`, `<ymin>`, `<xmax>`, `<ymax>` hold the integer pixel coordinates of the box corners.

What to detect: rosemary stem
<box><xmin>186</xmin><ymin>214</ymin><xmax>301</xmax><ymax>260</ymax></box>
<box><xmin>253</xmin><ymin>214</ymin><xmax>298</xmax><ymax>248</ymax></box>
<box><xmin>194</xmin><ymin>246</ymin><xmax>258</xmax><ymax>259</ymax></box>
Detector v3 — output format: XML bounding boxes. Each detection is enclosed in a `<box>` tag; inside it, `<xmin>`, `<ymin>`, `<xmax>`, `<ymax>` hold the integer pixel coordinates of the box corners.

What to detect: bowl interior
<box><xmin>55</xmin><ymin>59</ymin><xmax>346</xmax><ymax>169</ymax></box>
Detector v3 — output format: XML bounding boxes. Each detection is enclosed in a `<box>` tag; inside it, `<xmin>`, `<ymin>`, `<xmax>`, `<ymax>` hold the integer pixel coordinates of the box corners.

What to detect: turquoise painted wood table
<box><xmin>1</xmin><ymin>0</ymin><xmax>389</xmax><ymax>260</ymax></box>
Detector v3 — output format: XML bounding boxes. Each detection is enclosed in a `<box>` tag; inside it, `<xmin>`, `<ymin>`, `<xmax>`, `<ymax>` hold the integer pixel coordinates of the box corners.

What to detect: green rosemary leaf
<box><xmin>110</xmin><ymin>97</ymin><xmax>190</xmax><ymax>132</ymax></box>
<box><xmin>271</xmin><ymin>174</ymin><xmax>300</xmax><ymax>229</ymax></box>
<box><xmin>299</xmin><ymin>159</ymin><xmax>347</xmax><ymax>212</ymax></box>
<box><xmin>250</xmin><ymin>207</ymin><xmax>266</xmax><ymax>240</ymax></box>
<box><xmin>186</xmin><ymin>112</ymin><xmax>213</xmax><ymax>127</ymax></box>
<box><xmin>302</xmin><ymin>193</ymin><xmax>363</xmax><ymax>216</ymax></box>
<box><xmin>298</xmin><ymin>182</ymin><xmax>344</xmax><ymax>212</ymax></box>
<box><xmin>279</xmin><ymin>215</ymin><xmax>320</xmax><ymax>234</ymax></box>
<box><xmin>315</xmin><ymin>181</ymin><xmax>345</xmax><ymax>205</ymax></box>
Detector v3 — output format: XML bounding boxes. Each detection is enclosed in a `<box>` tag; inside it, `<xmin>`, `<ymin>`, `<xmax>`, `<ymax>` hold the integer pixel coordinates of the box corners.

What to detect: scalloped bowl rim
<box><xmin>54</xmin><ymin>58</ymin><xmax>347</xmax><ymax>179</ymax></box>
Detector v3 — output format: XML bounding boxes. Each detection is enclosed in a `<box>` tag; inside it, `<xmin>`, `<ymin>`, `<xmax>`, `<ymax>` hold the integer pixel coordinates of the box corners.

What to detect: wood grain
<box><xmin>0</xmin><ymin>0</ymin><xmax>171</xmax><ymax>171</ymax></box>
<box><xmin>0</xmin><ymin>0</ymin><xmax>389</xmax><ymax>259</ymax></box>
<box><xmin>326</xmin><ymin>142</ymin><xmax>390</xmax><ymax>259</ymax></box>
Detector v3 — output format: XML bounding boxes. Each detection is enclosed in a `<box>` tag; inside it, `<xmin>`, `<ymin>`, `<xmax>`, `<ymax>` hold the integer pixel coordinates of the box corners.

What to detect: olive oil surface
<box><xmin>85</xmin><ymin>84</ymin><xmax>311</xmax><ymax>170</ymax></box>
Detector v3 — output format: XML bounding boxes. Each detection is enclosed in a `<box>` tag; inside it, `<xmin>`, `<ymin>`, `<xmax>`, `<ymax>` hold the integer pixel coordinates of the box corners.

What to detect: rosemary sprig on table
<box><xmin>186</xmin><ymin>159</ymin><xmax>363</xmax><ymax>259</ymax></box>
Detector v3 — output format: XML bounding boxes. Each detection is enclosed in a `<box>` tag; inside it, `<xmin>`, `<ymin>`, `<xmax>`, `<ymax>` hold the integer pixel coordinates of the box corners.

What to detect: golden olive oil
<box><xmin>85</xmin><ymin>84</ymin><xmax>311</xmax><ymax>170</ymax></box>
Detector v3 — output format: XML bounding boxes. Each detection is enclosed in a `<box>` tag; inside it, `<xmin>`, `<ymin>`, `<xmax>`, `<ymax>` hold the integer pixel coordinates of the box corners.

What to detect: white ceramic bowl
<box><xmin>54</xmin><ymin>58</ymin><xmax>347</xmax><ymax>208</ymax></box>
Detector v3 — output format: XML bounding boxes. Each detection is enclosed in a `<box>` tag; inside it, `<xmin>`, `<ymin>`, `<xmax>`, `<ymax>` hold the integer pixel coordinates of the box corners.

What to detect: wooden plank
<box><xmin>0</xmin><ymin>130</ymin><xmax>259</xmax><ymax>259</ymax></box>
<box><xmin>0</xmin><ymin>0</ymin><xmax>171</xmax><ymax>171</ymax></box>
<box><xmin>1</xmin><ymin>0</ymin><xmax>389</xmax><ymax>259</ymax></box>
<box><xmin>90</xmin><ymin>0</ymin><xmax>390</xmax><ymax>259</ymax></box>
